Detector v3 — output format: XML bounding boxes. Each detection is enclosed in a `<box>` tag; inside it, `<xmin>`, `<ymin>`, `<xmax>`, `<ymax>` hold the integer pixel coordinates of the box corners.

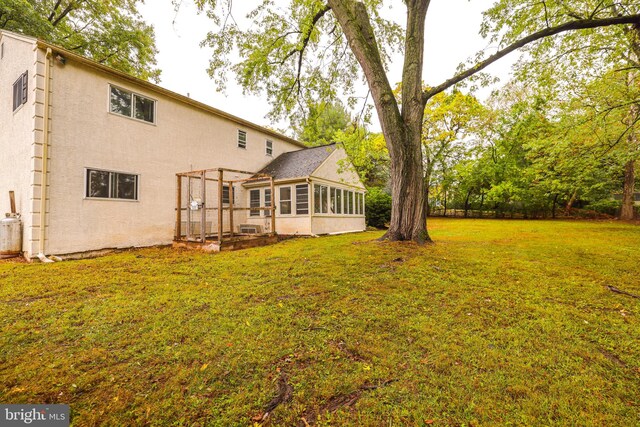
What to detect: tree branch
<box><xmin>48</xmin><ymin>0</ymin><xmax>63</xmax><ymax>22</ymax></box>
<box><xmin>423</xmin><ymin>13</ymin><xmax>640</xmax><ymax>103</ymax></box>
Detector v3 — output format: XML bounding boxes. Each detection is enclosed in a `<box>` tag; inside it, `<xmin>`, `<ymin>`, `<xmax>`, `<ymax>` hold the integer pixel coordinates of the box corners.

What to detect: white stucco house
<box><xmin>0</xmin><ymin>31</ymin><xmax>366</xmax><ymax>259</ymax></box>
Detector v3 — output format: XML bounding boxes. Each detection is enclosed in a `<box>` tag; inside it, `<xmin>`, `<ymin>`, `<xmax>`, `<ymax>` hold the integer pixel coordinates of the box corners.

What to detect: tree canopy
<box><xmin>0</xmin><ymin>0</ymin><xmax>160</xmax><ymax>82</ymax></box>
<box><xmin>193</xmin><ymin>1</ymin><xmax>640</xmax><ymax>239</ymax></box>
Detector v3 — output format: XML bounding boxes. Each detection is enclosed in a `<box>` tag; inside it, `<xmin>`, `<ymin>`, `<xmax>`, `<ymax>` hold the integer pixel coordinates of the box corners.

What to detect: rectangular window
<box><xmin>330</xmin><ymin>187</ymin><xmax>336</xmax><ymax>214</ymax></box>
<box><xmin>265</xmin><ymin>140</ymin><xmax>273</xmax><ymax>156</ymax></box>
<box><xmin>222</xmin><ymin>184</ymin><xmax>235</xmax><ymax>205</ymax></box>
<box><xmin>249</xmin><ymin>189</ymin><xmax>261</xmax><ymax>217</ymax></box>
<box><xmin>280</xmin><ymin>186</ymin><xmax>292</xmax><ymax>215</ymax></box>
<box><xmin>336</xmin><ymin>188</ymin><xmax>342</xmax><ymax>214</ymax></box>
<box><xmin>12</xmin><ymin>71</ymin><xmax>28</xmax><ymax>112</ymax></box>
<box><xmin>347</xmin><ymin>191</ymin><xmax>354</xmax><ymax>214</ymax></box>
<box><xmin>321</xmin><ymin>186</ymin><xmax>328</xmax><ymax>214</ymax></box>
<box><xmin>109</xmin><ymin>85</ymin><xmax>155</xmax><ymax>123</ymax></box>
<box><xmin>356</xmin><ymin>193</ymin><xmax>363</xmax><ymax>215</ymax></box>
<box><xmin>314</xmin><ymin>184</ymin><xmax>321</xmax><ymax>214</ymax></box>
<box><xmin>238</xmin><ymin>130</ymin><xmax>247</xmax><ymax>149</ymax></box>
<box><xmin>86</xmin><ymin>169</ymin><xmax>138</xmax><ymax>200</ymax></box>
<box><xmin>265</xmin><ymin>188</ymin><xmax>272</xmax><ymax>217</ymax></box>
<box><xmin>313</xmin><ymin>184</ymin><xmax>329</xmax><ymax>214</ymax></box>
<box><xmin>295</xmin><ymin>184</ymin><xmax>309</xmax><ymax>215</ymax></box>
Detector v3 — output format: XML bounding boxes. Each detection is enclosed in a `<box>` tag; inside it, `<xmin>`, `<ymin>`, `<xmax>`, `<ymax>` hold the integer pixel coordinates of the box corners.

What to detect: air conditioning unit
<box><xmin>239</xmin><ymin>224</ymin><xmax>262</xmax><ymax>234</ymax></box>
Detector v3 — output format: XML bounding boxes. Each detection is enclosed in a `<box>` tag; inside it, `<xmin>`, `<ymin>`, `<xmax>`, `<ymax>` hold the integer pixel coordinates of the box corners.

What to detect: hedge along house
<box><xmin>0</xmin><ymin>30</ymin><xmax>366</xmax><ymax>259</ymax></box>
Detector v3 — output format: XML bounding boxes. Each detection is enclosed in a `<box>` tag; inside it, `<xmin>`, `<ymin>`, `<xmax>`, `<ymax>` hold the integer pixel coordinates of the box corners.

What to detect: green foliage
<box><xmin>0</xmin><ymin>0</ymin><xmax>160</xmax><ymax>82</ymax></box>
<box><xmin>364</xmin><ymin>187</ymin><xmax>391</xmax><ymax>228</ymax></box>
<box><xmin>1</xmin><ymin>219</ymin><xmax>639</xmax><ymax>424</ymax></box>
<box><xmin>293</xmin><ymin>101</ymin><xmax>351</xmax><ymax>146</ymax></box>
<box><xmin>584</xmin><ymin>199</ymin><xmax>622</xmax><ymax>216</ymax></box>
<box><xmin>195</xmin><ymin>0</ymin><xmax>403</xmax><ymax>122</ymax></box>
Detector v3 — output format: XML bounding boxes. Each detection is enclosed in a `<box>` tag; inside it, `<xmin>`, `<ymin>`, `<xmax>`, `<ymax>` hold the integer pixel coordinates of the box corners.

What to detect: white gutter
<box><xmin>38</xmin><ymin>48</ymin><xmax>54</xmax><ymax>263</ymax></box>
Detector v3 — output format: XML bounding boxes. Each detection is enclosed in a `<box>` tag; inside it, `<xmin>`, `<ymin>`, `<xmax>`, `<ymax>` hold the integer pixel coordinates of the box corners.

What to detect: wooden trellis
<box><xmin>174</xmin><ymin>167</ymin><xmax>275</xmax><ymax>245</ymax></box>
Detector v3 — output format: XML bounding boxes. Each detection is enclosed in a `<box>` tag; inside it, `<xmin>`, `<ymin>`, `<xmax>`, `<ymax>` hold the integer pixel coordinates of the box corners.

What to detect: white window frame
<box><xmin>84</xmin><ymin>168</ymin><xmax>139</xmax><ymax>201</ymax></box>
<box><xmin>108</xmin><ymin>84</ymin><xmax>156</xmax><ymax>124</ymax></box>
<box><xmin>313</xmin><ymin>184</ymin><xmax>329</xmax><ymax>214</ymax></box>
<box><xmin>265</xmin><ymin>140</ymin><xmax>273</xmax><ymax>156</ymax></box>
<box><xmin>249</xmin><ymin>189</ymin><xmax>261</xmax><ymax>217</ymax></box>
<box><xmin>295</xmin><ymin>184</ymin><xmax>309</xmax><ymax>215</ymax></box>
<box><xmin>264</xmin><ymin>188</ymin><xmax>272</xmax><ymax>217</ymax></box>
<box><xmin>238</xmin><ymin>130</ymin><xmax>247</xmax><ymax>149</ymax></box>
<box><xmin>279</xmin><ymin>186</ymin><xmax>293</xmax><ymax>216</ymax></box>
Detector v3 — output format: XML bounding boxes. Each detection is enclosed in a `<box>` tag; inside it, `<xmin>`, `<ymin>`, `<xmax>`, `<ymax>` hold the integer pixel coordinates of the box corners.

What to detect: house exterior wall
<box><xmin>311</xmin><ymin>148</ymin><xmax>366</xmax><ymax>190</ymax></box>
<box><xmin>0</xmin><ymin>33</ymin><xmax>38</xmax><ymax>256</ymax></box>
<box><xmin>310</xmin><ymin>149</ymin><xmax>366</xmax><ymax>235</ymax></box>
<box><xmin>42</xmin><ymin>52</ymin><xmax>302</xmax><ymax>255</ymax></box>
<box><xmin>243</xmin><ymin>182</ymin><xmax>312</xmax><ymax>235</ymax></box>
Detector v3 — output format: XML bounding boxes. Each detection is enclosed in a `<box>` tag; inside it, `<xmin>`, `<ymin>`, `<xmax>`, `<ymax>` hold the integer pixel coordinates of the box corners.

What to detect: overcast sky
<box><xmin>138</xmin><ymin>1</ymin><xmax>513</xmax><ymax>134</ymax></box>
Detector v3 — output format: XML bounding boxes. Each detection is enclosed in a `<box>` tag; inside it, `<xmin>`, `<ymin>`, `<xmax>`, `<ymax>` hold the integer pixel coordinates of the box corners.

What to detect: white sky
<box><xmin>139</xmin><ymin>1</ymin><xmax>514</xmax><ymax>134</ymax></box>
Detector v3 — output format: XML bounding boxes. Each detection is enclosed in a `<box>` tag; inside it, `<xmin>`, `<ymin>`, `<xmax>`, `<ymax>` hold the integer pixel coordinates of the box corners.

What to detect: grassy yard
<box><xmin>1</xmin><ymin>219</ymin><xmax>639</xmax><ymax>426</ymax></box>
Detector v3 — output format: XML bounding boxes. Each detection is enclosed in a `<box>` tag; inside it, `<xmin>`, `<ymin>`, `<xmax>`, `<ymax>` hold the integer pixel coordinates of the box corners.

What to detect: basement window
<box><xmin>109</xmin><ymin>85</ymin><xmax>155</xmax><ymax>123</ymax></box>
<box><xmin>86</xmin><ymin>168</ymin><xmax>138</xmax><ymax>201</ymax></box>
<box><xmin>12</xmin><ymin>71</ymin><xmax>28</xmax><ymax>112</ymax></box>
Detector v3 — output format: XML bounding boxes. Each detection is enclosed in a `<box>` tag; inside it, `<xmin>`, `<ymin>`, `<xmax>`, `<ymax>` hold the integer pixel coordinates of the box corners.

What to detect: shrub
<box><xmin>584</xmin><ymin>199</ymin><xmax>621</xmax><ymax>216</ymax></box>
<box><xmin>365</xmin><ymin>187</ymin><xmax>392</xmax><ymax>229</ymax></box>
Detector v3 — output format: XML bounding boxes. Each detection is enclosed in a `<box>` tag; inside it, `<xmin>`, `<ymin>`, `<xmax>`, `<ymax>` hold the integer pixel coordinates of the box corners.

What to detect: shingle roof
<box><xmin>256</xmin><ymin>144</ymin><xmax>337</xmax><ymax>180</ymax></box>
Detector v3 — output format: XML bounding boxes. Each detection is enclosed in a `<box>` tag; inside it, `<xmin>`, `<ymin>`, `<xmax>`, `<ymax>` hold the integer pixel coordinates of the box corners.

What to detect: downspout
<box><xmin>38</xmin><ymin>48</ymin><xmax>54</xmax><ymax>263</ymax></box>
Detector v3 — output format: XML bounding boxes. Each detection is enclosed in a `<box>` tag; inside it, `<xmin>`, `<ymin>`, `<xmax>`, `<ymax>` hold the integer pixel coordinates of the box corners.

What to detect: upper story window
<box><xmin>109</xmin><ymin>85</ymin><xmax>155</xmax><ymax>123</ymax></box>
<box><xmin>238</xmin><ymin>130</ymin><xmax>247</xmax><ymax>149</ymax></box>
<box><xmin>12</xmin><ymin>71</ymin><xmax>28</xmax><ymax>112</ymax></box>
<box><xmin>86</xmin><ymin>168</ymin><xmax>138</xmax><ymax>201</ymax></box>
<box><xmin>265</xmin><ymin>140</ymin><xmax>273</xmax><ymax>156</ymax></box>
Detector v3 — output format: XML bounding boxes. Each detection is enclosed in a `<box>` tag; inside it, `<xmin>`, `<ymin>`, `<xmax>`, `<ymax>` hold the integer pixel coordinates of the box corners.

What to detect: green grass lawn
<box><xmin>1</xmin><ymin>219</ymin><xmax>639</xmax><ymax>426</ymax></box>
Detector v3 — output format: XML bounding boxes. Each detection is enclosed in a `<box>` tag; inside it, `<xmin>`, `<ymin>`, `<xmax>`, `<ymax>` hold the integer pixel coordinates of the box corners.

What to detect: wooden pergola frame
<box><xmin>175</xmin><ymin>167</ymin><xmax>275</xmax><ymax>244</ymax></box>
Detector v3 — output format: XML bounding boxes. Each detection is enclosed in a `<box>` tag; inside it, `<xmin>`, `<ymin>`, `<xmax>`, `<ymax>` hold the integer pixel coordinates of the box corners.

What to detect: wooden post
<box><xmin>229</xmin><ymin>182</ymin><xmax>234</xmax><ymax>238</ymax></box>
<box><xmin>200</xmin><ymin>171</ymin><xmax>207</xmax><ymax>243</ymax></box>
<box><xmin>175</xmin><ymin>176</ymin><xmax>182</xmax><ymax>241</ymax></box>
<box><xmin>9</xmin><ymin>191</ymin><xmax>16</xmax><ymax>214</ymax></box>
<box><xmin>270</xmin><ymin>176</ymin><xmax>276</xmax><ymax>235</ymax></box>
<box><xmin>218</xmin><ymin>169</ymin><xmax>224</xmax><ymax>244</ymax></box>
<box><xmin>186</xmin><ymin>177</ymin><xmax>191</xmax><ymax>240</ymax></box>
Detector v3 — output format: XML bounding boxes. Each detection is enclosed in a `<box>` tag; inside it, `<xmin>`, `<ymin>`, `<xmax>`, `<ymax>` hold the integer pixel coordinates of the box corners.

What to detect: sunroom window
<box><xmin>296</xmin><ymin>184</ymin><xmax>309</xmax><ymax>215</ymax></box>
<box><xmin>280</xmin><ymin>187</ymin><xmax>292</xmax><ymax>215</ymax></box>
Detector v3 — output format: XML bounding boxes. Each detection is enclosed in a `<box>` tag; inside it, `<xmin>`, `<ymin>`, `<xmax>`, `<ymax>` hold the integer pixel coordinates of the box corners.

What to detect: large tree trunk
<box><xmin>620</xmin><ymin>158</ymin><xmax>636</xmax><ymax>220</ymax></box>
<box><xmin>621</xmin><ymin>27</ymin><xmax>640</xmax><ymax>220</ymax></box>
<box><xmin>329</xmin><ymin>0</ymin><xmax>431</xmax><ymax>243</ymax></box>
